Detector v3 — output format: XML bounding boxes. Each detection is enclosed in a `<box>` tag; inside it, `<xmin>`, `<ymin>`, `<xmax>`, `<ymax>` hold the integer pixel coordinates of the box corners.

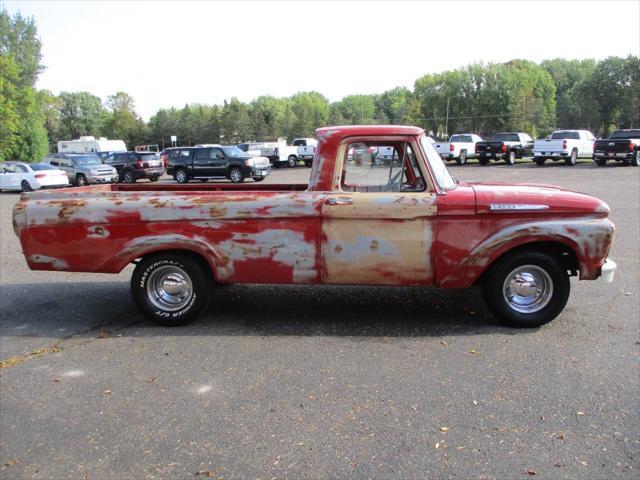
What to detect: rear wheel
<box><xmin>479</xmin><ymin>157</ymin><xmax>489</xmax><ymax>166</ymax></box>
<box><xmin>288</xmin><ymin>155</ymin><xmax>298</xmax><ymax>168</ymax></box>
<box><xmin>149</xmin><ymin>176</ymin><xmax>159</xmax><ymax>182</ymax></box>
<box><xmin>456</xmin><ymin>150</ymin><xmax>467</xmax><ymax>165</ymax></box>
<box><xmin>123</xmin><ymin>170</ymin><xmax>136</xmax><ymax>183</ymax></box>
<box><xmin>482</xmin><ymin>251</ymin><xmax>570</xmax><ymax>328</ymax></box>
<box><xmin>21</xmin><ymin>180</ymin><xmax>32</xmax><ymax>192</ymax></box>
<box><xmin>534</xmin><ymin>157</ymin><xmax>546</xmax><ymax>166</ymax></box>
<box><xmin>175</xmin><ymin>168</ymin><xmax>189</xmax><ymax>183</ymax></box>
<box><xmin>505</xmin><ymin>151</ymin><xmax>516</xmax><ymax>165</ymax></box>
<box><xmin>631</xmin><ymin>150</ymin><xmax>640</xmax><ymax>167</ymax></box>
<box><xmin>75</xmin><ymin>174</ymin><xmax>88</xmax><ymax>187</ymax></box>
<box><xmin>565</xmin><ymin>149</ymin><xmax>577</xmax><ymax>166</ymax></box>
<box><xmin>304</xmin><ymin>160</ymin><xmax>313</xmax><ymax>167</ymax></box>
<box><xmin>131</xmin><ymin>252</ymin><xmax>212</xmax><ymax>326</ymax></box>
<box><xmin>229</xmin><ymin>166</ymin><xmax>244</xmax><ymax>183</ymax></box>
<box><xmin>595</xmin><ymin>158</ymin><xmax>607</xmax><ymax>167</ymax></box>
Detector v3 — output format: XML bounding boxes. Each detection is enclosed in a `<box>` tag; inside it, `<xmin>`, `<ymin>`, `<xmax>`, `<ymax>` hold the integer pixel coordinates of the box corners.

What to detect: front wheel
<box><xmin>482</xmin><ymin>251</ymin><xmax>570</xmax><ymax>328</ymax></box>
<box><xmin>75</xmin><ymin>174</ymin><xmax>88</xmax><ymax>187</ymax></box>
<box><xmin>287</xmin><ymin>155</ymin><xmax>298</xmax><ymax>168</ymax></box>
<box><xmin>229</xmin><ymin>166</ymin><xmax>244</xmax><ymax>183</ymax></box>
<box><xmin>131</xmin><ymin>253</ymin><xmax>212</xmax><ymax>326</ymax></box>
<box><xmin>175</xmin><ymin>168</ymin><xmax>189</xmax><ymax>183</ymax></box>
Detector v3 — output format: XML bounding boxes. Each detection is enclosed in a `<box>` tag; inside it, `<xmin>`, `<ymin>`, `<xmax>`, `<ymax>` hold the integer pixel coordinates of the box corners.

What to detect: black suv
<box><xmin>103</xmin><ymin>152</ymin><xmax>165</xmax><ymax>182</ymax></box>
<box><xmin>166</xmin><ymin>146</ymin><xmax>271</xmax><ymax>183</ymax></box>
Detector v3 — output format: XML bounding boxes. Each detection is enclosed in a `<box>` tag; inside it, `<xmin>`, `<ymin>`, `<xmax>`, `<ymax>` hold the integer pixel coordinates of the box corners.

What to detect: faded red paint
<box><xmin>13</xmin><ymin>125</ymin><xmax>615</xmax><ymax>290</ymax></box>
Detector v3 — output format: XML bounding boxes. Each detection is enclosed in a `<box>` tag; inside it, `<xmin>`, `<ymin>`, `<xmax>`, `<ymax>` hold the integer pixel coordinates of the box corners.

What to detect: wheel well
<box><xmin>476</xmin><ymin>241</ymin><xmax>579</xmax><ymax>285</ymax></box>
<box><xmin>136</xmin><ymin>249</ymin><xmax>215</xmax><ymax>281</ymax></box>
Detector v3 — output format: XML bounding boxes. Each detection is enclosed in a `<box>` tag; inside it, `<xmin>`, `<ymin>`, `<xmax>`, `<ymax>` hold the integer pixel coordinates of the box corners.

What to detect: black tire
<box><xmin>253</xmin><ymin>177</ymin><xmax>265</xmax><ymax>182</ymax></box>
<box><xmin>534</xmin><ymin>157</ymin><xmax>546</xmax><ymax>166</ymax></box>
<box><xmin>21</xmin><ymin>180</ymin><xmax>32</xmax><ymax>192</ymax></box>
<box><xmin>199</xmin><ymin>179</ymin><xmax>208</xmax><ymax>183</ymax></box>
<box><xmin>149</xmin><ymin>176</ymin><xmax>159</xmax><ymax>182</ymax></box>
<box><xmin>304</xmin><ymin>160</ymin><xmax>313</xmax><ymax>167</ymax></box>
<box><xmin>506</xmin><ymin>151</ymin><xmax>516</xmax><ymax>165</ymax></box>
<box><xmin>595</xmin><ymin>158</ymin><xmax>607</xmax><ymax>167</ymax></box>
<box><xmin>456</xmin><ymin>150</ymin><xmax>467</xmax><ymax>165</ymax></box>
<box><xmin>123</xmin><ymin>170</ymin><xmax>136</xmax><ymax>183</ymax></box>
<box><xmin>565</xmin><ymin>149</ymin><xmax>577</xmax><ymax>166</ymax></box>
<box><xmin>631</xmin><ymin>150</ymin><xmax>640</xmax><ymax>167</ymax></box>
<box><xmin>287</xmin><ymin>155</ymin><xmax>298</xmax><ymax>168</ymax></box>
<box><xmin>175</xmin><ymin>168</ymin><xmax>189</xmax><ymax>183</ymax></box>
<box><xmin>479</xmin><ymin>157</ymin><xmax>489</xmax><ymax>166</ymax></box>
<box><xmin>482</xmin><ymin>251</ymin><xmax>570</xmax><ymax>328</ymax></box>
<box><xmin>75</xmin><ymin>174</ymin><xmax>88</xmax><ymax>187</ymax></box>
<box><xmin>131</xmin><ymin>252</ymin><xmax>212</xmax><ymax>326</ymax></box>
<box><xmin>229</xmin><ymin>166</ymin><xmax>244</xmax><ymax>183</ymax></box>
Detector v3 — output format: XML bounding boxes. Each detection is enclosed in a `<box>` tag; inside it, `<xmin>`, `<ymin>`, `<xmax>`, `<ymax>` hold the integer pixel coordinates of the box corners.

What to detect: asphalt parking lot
<box><xmin>1</xmin><ymin>159</ymin><xmax>638</xmax><ymax>479</ymax></box>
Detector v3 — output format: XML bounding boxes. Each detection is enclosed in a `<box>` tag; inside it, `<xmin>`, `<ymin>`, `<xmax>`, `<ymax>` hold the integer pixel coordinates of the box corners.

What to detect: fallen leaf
<box><xmin>99</xmin><ymin>330</ymin><xmax>110</xmax><ymax>338</ymax></box>
<box><xmin>580</xmin><ymin>461</ymin><xmax>588</xmax><ymax>466</ymax></box>
<box><xmin>526</xmin><ymin>469</ymin><xmax>537</xmax><ymax>475</ymax></box>
<box><xmin>469</xmin><ymin>349</ymin><xmax>479</xmax><ymax>355</ymax></box>
<box><xmin>4</xmin><ymin>459</ymin><xmax>17</xmax><ymax>466</ymax></box>
<box><xmin>558</xmin><ymin>432</ymin><xmax>565</xmax><ymax>440</ymax></box>
<box><xmin>104</xmin><ymin>389</ymin><xmax>112</xmax><ymax>395</ymax></box>
<box><xmin>195</xmin><ymin>470</ymin><xmax>215</xmax><ymax>477</ymax></box>
<box><xmin>308</xmin><ymin>395</ymin><xmax>316</xmax><ymax>400</ymax></box>
<box><xmin>435</xmin><ymin>442</ymin><xmax>440</xmax><ymax>449</ymax></box>
<box><xmin>440</xmin><ymin>341</ymin><xmax>448</xmax><ymax>346</ymax></box>
<box><xmin>146</xmin><ymin>377</ymin><xmax>157</xmax><ymax>384</ymax></box>
<box><xmin>439</xmin><ymin>427</ymin><xmax>449</xmax><ymax>432</ymax></box>
<box><xmin>52</xmin><ymin>378</ymin><xmax>61</xmax><ymax>383</ymax></box>
<box><xmin>576</xmin><ymin>411</ymin><xmax>587</xmax><ymax>416</ymax></box>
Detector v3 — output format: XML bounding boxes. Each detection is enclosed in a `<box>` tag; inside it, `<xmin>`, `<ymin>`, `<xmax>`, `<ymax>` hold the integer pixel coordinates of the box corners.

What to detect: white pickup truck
<box><xmin>292</xmin><ymin>138</ymin><xmax>318</xmax><ymax>167</ymax></box>
<box><xmin>237</xmin><ymin>138</ymin><xmax>318</xmax><ymax>168</ymax></box>
<box><xmin>533</xmin><ymin>130</ymin><xmax>596</xmax><ymax>166</ymax></box>
<box><xmin>434</xmin><ymin>134</ymin><xmax>484</xmax><ymax>165</ymax></box>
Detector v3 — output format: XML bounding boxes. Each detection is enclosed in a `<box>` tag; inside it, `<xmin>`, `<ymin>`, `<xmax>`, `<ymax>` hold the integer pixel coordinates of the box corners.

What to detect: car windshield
<box><xmin>419</xmin><ymin>134</ymin><xmax>456</xmax><ymax>190</ymax></box>
<box><xmin>222</xmin><ymin>147</ymin><xmax>249</xmax><ymax>158</ymax></box>
<box><xmin>30</xmin><ymin>163</ymin><xmax>57</xmax><ymax>171</ymax></box>
<box><xmin>71</xmin><ymin>155</ymin><xmax>101</xmax><ymax>165</ymax></box>
<box><xmin>139</xmin><ymin>153</ymin><xmax>159</xmax><ymax>160</ymax></box>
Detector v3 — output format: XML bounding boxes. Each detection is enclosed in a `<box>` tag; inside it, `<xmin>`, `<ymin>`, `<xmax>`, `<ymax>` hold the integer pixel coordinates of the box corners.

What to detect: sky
<box><xmin>4</xmin><ymin>0</ymin><xmax>640</xmax><ymax>120</ymax></box>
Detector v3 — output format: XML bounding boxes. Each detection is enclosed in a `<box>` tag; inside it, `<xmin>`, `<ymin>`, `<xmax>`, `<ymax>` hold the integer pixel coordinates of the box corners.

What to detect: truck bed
<box><xmin>71</xmin><ymin>182</ymin><xmax>310</xmax><ymax>193</ymax></box>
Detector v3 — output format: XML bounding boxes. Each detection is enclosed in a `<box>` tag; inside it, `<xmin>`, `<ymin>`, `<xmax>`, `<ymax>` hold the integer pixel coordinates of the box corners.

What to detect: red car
<box><xmin>13</xmin><ymin>125</ymin><xmax>616</xmax><ymax>328</ymax></box>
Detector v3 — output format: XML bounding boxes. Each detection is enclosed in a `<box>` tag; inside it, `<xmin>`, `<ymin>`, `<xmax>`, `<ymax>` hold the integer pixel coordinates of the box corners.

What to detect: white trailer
<box><xmin>57</xmin><ymin>136</ymin><xmax>127</xmax><ymax>155</ymax></box>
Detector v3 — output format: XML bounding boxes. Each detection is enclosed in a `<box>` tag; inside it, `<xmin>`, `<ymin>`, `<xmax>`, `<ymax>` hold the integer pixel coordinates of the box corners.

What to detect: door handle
<box><xmin>326</xmin><ymin>197</ymin><xmax>353</xmax><ymax>206</ymax></box>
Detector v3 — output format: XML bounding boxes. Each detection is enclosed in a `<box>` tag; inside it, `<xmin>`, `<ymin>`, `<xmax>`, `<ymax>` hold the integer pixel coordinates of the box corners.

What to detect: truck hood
<box><xmin>465</xmin><ymin>182</ymin><xmax>610</xmax><ymax>215</ymax></box>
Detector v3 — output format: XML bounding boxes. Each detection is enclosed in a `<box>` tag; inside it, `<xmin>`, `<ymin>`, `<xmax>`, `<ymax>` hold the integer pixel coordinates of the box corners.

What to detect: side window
<box><xmin>195</xmin><ymin>149</ymin><xmax>210</xmax><ymax>161</ymax></box>
<box><xmin>4</xmin><ymin>165</ymin><xmax>16</xmax><ymax>173</ymax></box>
<box><xmin>16</xmin><ymin>164</ymin><xmax>28</xmax><ymax>173</ymax></box>
<box><xmin>342</xmin><ymin>141</ymin><xmax>426</xmax><ymax>193</ymax></box>
<box><xmin>179</xmin><ymin>149</ymin><xmax>191</xmax><ymax>158</ymax></box>
<box><xmin>210</xmin><ymin>148</ymin><xmax>224</xmax><ymax>159</ymax></box>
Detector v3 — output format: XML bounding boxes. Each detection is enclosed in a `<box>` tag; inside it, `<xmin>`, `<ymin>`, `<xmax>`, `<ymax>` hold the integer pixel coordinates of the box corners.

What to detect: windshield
<box><xmin>31</xmin><ymin>163</ymin><xmax>57</xmax><ymax>171</ymax></box>
<box><xmin>419</xmin><ymin>134</ymin><xmax>456</xmax><ymax>190</ymax></box>
<box><xmin>71</xmin><ymin>155</ymin><xmax>101</xmax><ymax>165</ymax></box>
<box><xmin>222</xmin><ymin>147</ymin><xmax>249</xmax><ymax>158</ymax></box>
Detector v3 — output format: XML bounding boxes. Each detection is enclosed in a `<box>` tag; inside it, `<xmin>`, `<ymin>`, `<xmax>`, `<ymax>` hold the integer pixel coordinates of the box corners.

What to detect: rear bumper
<box><xmin>600</xmin><ymin>259</ymin><xmax>617</xmax><ymax>283</ymax></box>
<box><xmin>533</xmin><ymin>151</ymin><xmax>569</xmax><ymax>158</ymax></box>
<box><xmin>593</xmin><ymin>151</ymin><xmax>634</xmax><ymax>160</ymax></box>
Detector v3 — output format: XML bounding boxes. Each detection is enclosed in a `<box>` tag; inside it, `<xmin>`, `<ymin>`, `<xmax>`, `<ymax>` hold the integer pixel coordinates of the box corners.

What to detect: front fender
<box><xmin>438</xmin><ymin>218</ymin><xmax>615</xmax><ymax>288</ymax></box>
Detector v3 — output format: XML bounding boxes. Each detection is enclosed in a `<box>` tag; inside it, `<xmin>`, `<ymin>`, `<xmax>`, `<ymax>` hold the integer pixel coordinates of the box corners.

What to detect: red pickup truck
<box><xmin>13</xmin><ymin>126</ymin><xmax>616</xmax><ymax>328</ymax></box>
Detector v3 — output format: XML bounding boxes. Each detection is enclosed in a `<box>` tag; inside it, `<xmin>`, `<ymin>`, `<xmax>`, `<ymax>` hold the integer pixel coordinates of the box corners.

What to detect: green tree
<box><xmin>220</xmin><ymin>97</ymin><xmax>251</xmax><ymax>144</ymax></box>
<box><xmin>287</xmin><ymin>92</ymin><xmax>329</xmax><ymax>139</ymax></box>
<box><xmin>331</xmin><ymin>95</ymin><xmax>376</xmax><ymax>126</ymax></box>
<box><xmin>0</xmin><ymin>9</ymin><xmax>42</xmax><ymax>87</ymax></box>
<box><xmin>57</xmin><ymin>91</ymin><xmax>106</xmax><ymax>139</ymax></box>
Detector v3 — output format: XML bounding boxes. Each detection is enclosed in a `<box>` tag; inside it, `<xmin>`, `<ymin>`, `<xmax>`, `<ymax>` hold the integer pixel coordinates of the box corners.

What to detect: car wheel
<box><xmin>131</xmin><ymin>252</ymin><xmax>212</xmax><ymax>326</ymax></box>
<box><xmin>253</xmin><ymin>177</ymin><xmax>265</xmax><ymax>182</ymax></box>
<box><xmin>199</xmin><ymin>179</ymin><xmax>208</xmax><ymax>183</ymax></box>
<box><xmin>456</xmin><ymin>150</ymin><xmax>467</xmax><ymax>165</ymax></box>
<box><xmin>565</xmin><ymin>149</ymin><xmax>577</xmax><ymax>166</ymax></box>
<box><xmin>479</xmin><ymin>157</ymin><xmax>489</xmax><ymax>166</ymax></box>
<box><xmin>123</xmin><ymin>170</ymin><xmax>136</xmax><ymax>183</ymax></box>
<box><xmin>149</xmin><ymin>176</ymin><xmax>159</xmax><ymax>182</ymax></box>
<box><xmin>631</xmin><ymin>150</ymin><xmax>640</xmax><ymax>167</ymax></box>
<box><xmin>304</xmin><ymin>160</ymin><xmax>312</xmax><ymax>167</ymax></box>
<box><xmin>534</xmin><ymin>157</ymin><xmax>546</xmax><ymax>166</ymax></box>
<box><xmin>506</xmin><ymin>151</ymin><xmax>516</xmax><ymax>165</ymax></box>
<box><xmin>21</xmin><ymin>180</ymin><xmax>32</xmax><ymax>192</ymax></box>
<box><xmin>175</xmin><ymin>168</ymin><xmax>189</xmax><ymax>183</ymax></box>
<box><xmin>229</xmin><ymin>167</ymin><xmax>244</xmax><ymax>183</ymax></box>
<box><xmin>482</xmin><ymin>251</ymin><xmax>570</xmax><ymax>328</ymax></box>
<box><xmin>595</xmin><ymin>158</ymin><xmax>607</xmax><ymax>167</ymax></box>
<box><xmin>75</xmin><ymin>174</ymin><xmax>88</xmax><ymax>187</ymax></box>
<box><xmin>288</xmin><ymin>155</ymin><xmax>298</xmax><ymax>168</ymax></box>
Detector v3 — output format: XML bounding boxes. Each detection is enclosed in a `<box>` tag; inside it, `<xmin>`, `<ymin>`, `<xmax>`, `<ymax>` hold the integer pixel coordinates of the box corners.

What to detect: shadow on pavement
<box><xmin>0</xmin><ymin>281</ymin><xmax>528</xmax><ymax>342</ymax></box>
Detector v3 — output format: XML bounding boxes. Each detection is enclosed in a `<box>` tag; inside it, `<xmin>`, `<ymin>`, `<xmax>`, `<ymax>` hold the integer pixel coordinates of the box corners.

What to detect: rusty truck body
<box><xmin>13</xmin><ymin>125</ymin><xmax>616</xmax><ymax>327</ymax></box>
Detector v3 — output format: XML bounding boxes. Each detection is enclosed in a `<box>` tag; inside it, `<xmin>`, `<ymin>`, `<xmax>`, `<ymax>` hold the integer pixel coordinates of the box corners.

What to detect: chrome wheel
<box><xmin>146</xmin><ymin>265</ymin><xmax>193</xmax><ymax>312</ymax></box>
<box><xmin>502</xmin><ymin>265</ymin><xmax>553</xmax><ymax>314</ymax></box>
<box><xmin>175</xmin><ymin>169</ymin><xmax>187</xmax><ymax>183</ymax></box>
<box><xmin>229</xmin><ymin>168</ymin><xmax>243</xmax><ymax>183</ymax></box>
<box><xmin>288</xmin><ymin>156</ymin><xmax>297</xmax><ymax>168</ymax></box>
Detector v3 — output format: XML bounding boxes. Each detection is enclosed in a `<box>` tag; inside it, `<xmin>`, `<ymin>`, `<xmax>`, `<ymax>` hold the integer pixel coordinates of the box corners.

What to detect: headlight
<box><xmin>244</xmin><ymin>159</ymin><xmax>255</xmax><ymax>167</ymax></box>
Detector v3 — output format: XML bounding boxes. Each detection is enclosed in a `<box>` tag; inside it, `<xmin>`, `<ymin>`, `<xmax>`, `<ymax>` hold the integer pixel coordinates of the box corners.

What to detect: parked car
<box><xmin>0</xmin><ymin>162</ymin><xmax>69</xmax><ymax>192</ymax></box>
<box><xmin>533</xmin><ymin>130</ymin><xmax>596</xmax><ymax>166</ymax></box>
<box><xmin>236</xmin><ymin>141</ymin><xmax>299</xmax><ymax>168</ymax></box>
<box><xmin>434</xmin><ymin>134</ymin><xmax>484</xmax><ymax>165</ymax></box>
<box><xmin>292</xmin><ymin>138</ymin><xmax>318</xmax><ymax>167</ymax></box>
<box><xmin>476</xmin><ymin>132</ymin><xmax>534</xmax><ymax>165</ymax></box>
<box><xmin>134</xmin><ymin>144</ymin><xmax>160</xmax><ymax>153</ymax></box>
<box><xmin>166</xmin><ymin>145</ymin><xmax>271</xmax><ymax>183</ymax></box>
<box><xmin>13</xmin><ymin>125</ymin><xmax>616</xmax><ymax>329</ymax></box>
<box><xmin>58</xmin><ymin>136</ymin><xmax>127</xmax><ymax>155</ymax></box>
<box><xmin>593</xmin><ymin>129</ymin><xmax>640</xmax><ymax>167</ymax></box>
<box><xmin>103</xmin><ymin>151</ymin><xmax>165</xmax><ymax>183</ymax></box>
<box><xmin>44</xmin><ymin>153</ymin><xmax>118</xmax><ymax>186</ymax></box>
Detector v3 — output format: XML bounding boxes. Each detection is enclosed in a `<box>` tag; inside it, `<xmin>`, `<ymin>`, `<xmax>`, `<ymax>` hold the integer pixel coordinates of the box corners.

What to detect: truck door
<box><xmin>321</xmin><ymin>138</ymin><xmax>436</xmax><ymax>286</ymax></box>
<box><xmin>210</xmin><ymin>148</ymin><xmax>228</xmax><ymax>177</ymax></box>
<box><xmin>192</xmin><ymin>148</ymin><xmax>212</xmax><ymax>177</ymax></box>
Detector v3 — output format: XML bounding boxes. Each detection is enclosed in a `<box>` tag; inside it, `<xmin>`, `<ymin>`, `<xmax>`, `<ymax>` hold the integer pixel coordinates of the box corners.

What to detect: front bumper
<box><xmin>600</xmin><ymin>259</ymin><xmax>617</xmax><ymax>283</ymax></box>
<box><xmin>248</xmin><ymin>167</ymin><xmax>271</xmax><ymax>177</ymax></box>
<box><xmin>87</xmin><ymin>175</ymin><xmax>118</xmax><ymax>183</ymax></box>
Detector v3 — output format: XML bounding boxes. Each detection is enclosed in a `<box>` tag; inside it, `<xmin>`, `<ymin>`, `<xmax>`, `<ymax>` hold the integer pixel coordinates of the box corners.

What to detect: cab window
<box><xmin>341</xmin><ymin>141</ymin><xmax>426</xmax><ymax>193</ymax></box>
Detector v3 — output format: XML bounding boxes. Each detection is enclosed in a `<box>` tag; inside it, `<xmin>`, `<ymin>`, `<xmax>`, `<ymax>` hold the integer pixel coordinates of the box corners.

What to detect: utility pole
<box><xmin>445</xmin><ymin>97</ymin><xmax>450</xmax><ymax>138</ymax></box>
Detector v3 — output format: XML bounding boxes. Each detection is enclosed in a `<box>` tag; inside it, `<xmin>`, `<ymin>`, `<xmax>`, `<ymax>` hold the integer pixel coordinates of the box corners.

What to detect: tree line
<box><xmin>1</xmin><ymin>8</ymin><xmax>638</xmax><ymax>162</ymax></box>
